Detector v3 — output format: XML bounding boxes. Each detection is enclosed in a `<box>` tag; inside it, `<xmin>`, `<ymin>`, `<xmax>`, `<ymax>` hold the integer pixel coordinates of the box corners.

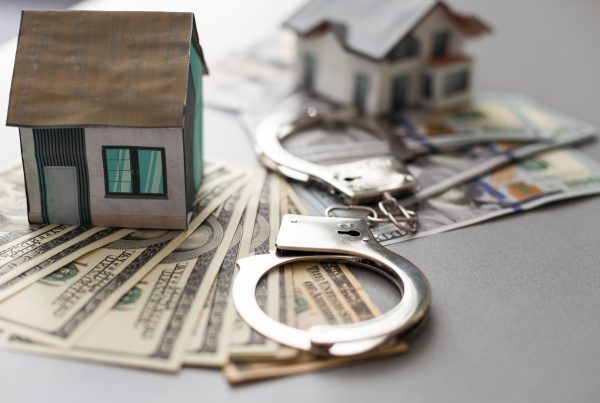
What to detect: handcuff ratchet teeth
<box><xmin>255</xmin><ymin>107</ymin><xmax>419</xmax><ymax>233</ymax></box>
<box><xmin>232</xmin><ymin>214</ymin><xmax>431</xmax><ymax>357</ymax></box>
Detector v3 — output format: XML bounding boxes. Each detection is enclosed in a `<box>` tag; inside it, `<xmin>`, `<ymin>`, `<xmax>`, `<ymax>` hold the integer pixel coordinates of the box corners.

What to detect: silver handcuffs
<box><xmin>255</xmin><ymin>107</ymin><xmax>419</xmax><ymax>233</ymax></box>
<box><xmin>232</xmin><ymin>214</ymin><xmax>431</xmax><ymax>356</ymax></box>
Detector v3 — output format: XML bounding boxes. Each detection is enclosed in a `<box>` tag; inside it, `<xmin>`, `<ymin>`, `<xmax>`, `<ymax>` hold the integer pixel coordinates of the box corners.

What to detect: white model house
<box><xmin>7</xmin><ymin>11</ymin><xmax>208</xmax><ymax>229</ymax></box>
<box><xmin>284</xmin><ymin>0</ymin><xmax>491</xmax><ymax>115</ymax></box>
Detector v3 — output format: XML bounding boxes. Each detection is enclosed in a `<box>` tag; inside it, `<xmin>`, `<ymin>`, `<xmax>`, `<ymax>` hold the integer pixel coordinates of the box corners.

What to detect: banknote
<box><xmin>0</xmin><ymin>227</ymin><xmax>133</xmax><ymax>301</ymax></box>
<box><xmin>0</xmin><ymin>164</ymin><xmax>29</xmax><ymax>230</ymax></box>
<box><xmin>0</xmin><ymin>171</ymin><xmax>251</xmax><ymax>347</ymax></box>
<box><xmin>223</xmin><ymin>341</ymin><xmax>408</xmax><ymax>384</ymax></box>
<box><xmin>0</xmin><ymin>225</ymin><xmax>133</xmax><ymax>290</ymax></box>
<box><xmin>185</xmin><ymin>169</ymin><xmax>267</xmax><ymax>366</ymax></box>
<box><xmin>0</xmin><ymin>181</ymin><xmax>256</xmax><ymax>371</ymax></box>
<box><xmin>228</xmin><ymin>173</ymin><xmax>288</xmax><ymax>359</ymax></box>
<box><xmin>204</xmin><ymin>32</ymin><xmax>296</xmax><ymax>114</ymax></box>
<box><xmin>223</xmin><ymin>261</ymin><xmax>409</xmax><ymax>383</ymax></box>
<box><xmin>292</xmin><ymin>148</ymin><xmax>600</xmax><ymax>246</ymax></box>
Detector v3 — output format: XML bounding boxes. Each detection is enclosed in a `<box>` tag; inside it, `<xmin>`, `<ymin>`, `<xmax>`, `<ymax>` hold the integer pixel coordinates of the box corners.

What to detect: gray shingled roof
<box><xmin>284</xmin><ymin>0</ymin><xmax>488</xmax><ymax>60</ymax></box>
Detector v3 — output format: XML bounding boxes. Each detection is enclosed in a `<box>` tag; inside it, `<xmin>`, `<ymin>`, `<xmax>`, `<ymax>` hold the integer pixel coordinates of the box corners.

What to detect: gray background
<box><xmin>0</xmin><ymin>0</ymin><xmax>599</xmax><ymax>402</ymax></box>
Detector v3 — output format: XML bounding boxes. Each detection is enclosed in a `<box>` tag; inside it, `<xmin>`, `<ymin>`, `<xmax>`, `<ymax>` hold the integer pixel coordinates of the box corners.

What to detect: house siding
<box><xmin>84</xmin><ymin>127</ymin><xmax>187</xmax><ymax>229</ymax></box>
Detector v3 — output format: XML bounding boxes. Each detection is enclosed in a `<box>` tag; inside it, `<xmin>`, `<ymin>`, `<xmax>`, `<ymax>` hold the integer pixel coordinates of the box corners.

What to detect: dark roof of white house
<box><xmin>7</xmin><ymin>11</ymin><xmax>208</xmax><ymax>128</ymax></box>
<box><xmin>284</xmin><ymin>0</ymin><xmax>490</xmax><ymax>60</ymax></box>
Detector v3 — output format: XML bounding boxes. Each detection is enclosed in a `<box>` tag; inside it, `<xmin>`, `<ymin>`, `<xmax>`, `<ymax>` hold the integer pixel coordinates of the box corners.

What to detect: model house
<box><xmin>7</xmin><ymin>11</ymin><xmax>208</xmax><ymax>229</ymax></box>
<box><xmin>284</xmin><ymin>0</ymin><xmax>491</xmax><ymax>115</ymax></box>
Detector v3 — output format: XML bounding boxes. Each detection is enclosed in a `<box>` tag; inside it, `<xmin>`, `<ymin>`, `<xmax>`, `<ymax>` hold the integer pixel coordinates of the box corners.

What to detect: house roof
<box><xmin>7</xmin><ymin>10</ymin><xmax>208</xmax><ymax>128</ymax></box>
<box><xmin>283</xmin><ymin>0</ymin><xmax>491</xmax><ymax>60</ymax></box>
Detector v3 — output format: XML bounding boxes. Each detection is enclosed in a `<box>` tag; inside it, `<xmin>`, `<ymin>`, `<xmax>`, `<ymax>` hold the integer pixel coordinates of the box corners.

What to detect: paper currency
<box><xmin>0</xmin><ymin>181</ymin><xmax>255</xmax><ymax>371</ymax></box>
<box><xmin>0</xmin><ymin>225</ymin><xmax>132</xmax><ymax>291</ymax></box>
<box><xmin>223</xmin><ymin>261</ymin><xmax>409</xmax><ymax>383</ymax></box>
<box><xmin>0</xmin><ymin>171</ymin><xmax>250</xmax><ymax>347</ymax></box>
<box><xmin>223</xmin><ymin>342</ymin><xmax>408</xmax><ymax>384</ymax></box>
<box><xmin>228</xmin><ymin>173</ymin><xmax>288</xmax><ymax>359</ymax></box>
<box><xmin>292</xmin><ymin>148</ymin><xmax>600</xmax><ymax>246</ymax></box>
<box><xmin>0</xmin><ymin>227</ymin><xmax>132</xmax><ymax>300</ymax></box>
<box><xmin>204</xmin><ymin>32</ymin><xmax>296</xmax><ymax>114</ymax></box>
<box><xmin>184</xmin><ymin>169</ymin><xmax>267</xmax><ymax>366</ymax></box>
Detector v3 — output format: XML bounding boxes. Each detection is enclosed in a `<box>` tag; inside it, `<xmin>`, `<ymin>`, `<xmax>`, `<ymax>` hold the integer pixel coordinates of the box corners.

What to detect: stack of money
<box><xmin>1</xmin><ymin>140</ymin><xmax>600</xmax><ymax>384</ymax></box>
<box><xmin>1</xmin><ymin>33</ymin><xmax>599</xmax><ymax>386</ymax></box>
<box><xmin>0</xmin><ymin>161</ymin><xmax>415</xmax><ymax>384</ymax></box>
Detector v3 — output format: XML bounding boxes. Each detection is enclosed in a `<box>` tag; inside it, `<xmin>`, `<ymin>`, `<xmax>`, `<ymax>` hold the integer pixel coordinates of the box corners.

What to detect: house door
<box><xmin>353</xmin><ymin>73</ymin><xmax>369</xmax><ymax>114</ymax></box>
<box><xmin>432</xmin><ymin>32</ymin><xmax>450</xmax><ymax>57</ymax></box>
<box><xmin>44</xmin><ymin>166</ymin><xmax>80</xmax><ymax>225</ymax></box>
<box><xmin>303</xmin><ymin>54</ymin><xmax>316</xmax><ymax>92</ymax></box>
<box><xmin>391</xmin><ymin>75</ymin><xmax>409</xmax><ymax>111</ymax></box>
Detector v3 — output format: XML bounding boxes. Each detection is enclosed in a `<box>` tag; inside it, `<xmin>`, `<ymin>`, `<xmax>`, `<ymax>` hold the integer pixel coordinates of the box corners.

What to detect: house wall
<box><xmin>298</xmin><ymin>31</ymin><xmax>385</xmax><ymax>114</ymax></box>
<box><xmin>296</xmin><ymin>5</ymin><xmax>470</xmax><ymax>114</ymax></box>
<box><xmin>84</xmin><ymin>127</ymin><xmax>187</xmax><ymax>229</ymax></box>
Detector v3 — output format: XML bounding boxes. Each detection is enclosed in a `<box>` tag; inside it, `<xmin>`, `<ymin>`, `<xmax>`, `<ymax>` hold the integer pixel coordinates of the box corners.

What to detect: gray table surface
<box><xmin>1</xmin><ymin>1</ymin><xmax>599</xmax><ymax>402</ymax></box>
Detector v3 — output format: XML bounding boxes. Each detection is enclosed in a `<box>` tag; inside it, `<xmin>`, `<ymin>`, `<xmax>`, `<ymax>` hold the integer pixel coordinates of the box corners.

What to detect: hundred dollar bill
<box><xmin>0</xmin><ymin>181</ymin><xmax>256</xmax><ymax>371</ymax></box>
<box><xmin>0</xmin><ymin>171</ymin><xmax>250</xmax><ymax>347</ymax></box>
<box><xmin>0</xmin><ymin>227</ymin><xmax>133</xmax><ymax>301</ymax></box>
<box><xmin>184</xmin><ymin>169</ymin><xmax>267</xmax><ymax>366</ymax></box>
<box><xmin>293</xmin><ymin>148</ymin><xmax>600</xmax><ymax>246</ymax></box>
<box><xmin>0</xmin><ymin>225</ymin><xmax>133</xmax><ymax>290</ymax></box>
<box><xmin>229</xmin><ymin>173</ymin><xmax>289</xmax><ymax>359</ymax></box>
<box><xmin>223</xmin><ymin>341</ymin><xmax>408</xmax><ymax>384</ymax></box>
<box><xmin>223</xmin><ymin>261</ymin><xmax>409</xmax><ymax>383</ymax></box>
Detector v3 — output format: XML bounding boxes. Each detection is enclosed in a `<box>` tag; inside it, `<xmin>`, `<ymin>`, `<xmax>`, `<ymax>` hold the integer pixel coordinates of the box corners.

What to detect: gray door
<box><xmin>353</xmin><ymin>73</ymin><xmax>369</xmax><ymax>114</ymax></box>
<box><xmin>391</xmin><ymin>75</ymin><xmax>409</xmax><ymax>111</ymax></box>
<box><xmin>44</xmin><ymin>166</ymin><xmax>80</xmax><ymax>225</ymax></box>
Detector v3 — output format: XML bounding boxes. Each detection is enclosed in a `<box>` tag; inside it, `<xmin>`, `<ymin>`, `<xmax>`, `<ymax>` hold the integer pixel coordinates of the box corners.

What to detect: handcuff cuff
<box><xmin>232</xmin><ymin>107</ymin><xmax>431</xmax><ymax>357</ymax></box>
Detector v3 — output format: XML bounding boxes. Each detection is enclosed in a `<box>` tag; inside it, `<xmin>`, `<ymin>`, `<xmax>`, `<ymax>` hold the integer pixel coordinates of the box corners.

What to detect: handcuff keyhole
<box><xmin>338</xmin><ymin>229</ymin><xmax>361</xmax><ymax>237</ymax></box>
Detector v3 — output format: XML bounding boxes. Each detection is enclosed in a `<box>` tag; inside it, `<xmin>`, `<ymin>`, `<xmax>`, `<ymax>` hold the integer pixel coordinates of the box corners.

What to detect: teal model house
<box><xmin>6</xmin><ymin>10</ymin><xmax>208</xmax><ymax>229</ymax></box>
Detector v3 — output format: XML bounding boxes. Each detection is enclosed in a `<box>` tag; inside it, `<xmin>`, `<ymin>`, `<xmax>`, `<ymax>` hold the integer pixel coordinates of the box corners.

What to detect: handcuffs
<box><xmin>232</xmin><ymin>107</ymin><xmax>431</xmax><ymax>356</ymax></box>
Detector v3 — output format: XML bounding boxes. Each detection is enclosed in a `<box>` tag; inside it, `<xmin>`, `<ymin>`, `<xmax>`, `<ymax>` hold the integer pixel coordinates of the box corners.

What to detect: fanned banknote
<box><xmin>292</xmin><ymin>148</ymin><xmax>600</xmax><ymax>246</ymax></box>
<box><xmin>228</xmin><ymin>173</ymin><xmax>292</xmax><ymax>360</ymax></box>
<box><xmin>0</xmin><ymin>180</ymin><xmax>257</xmax><ymax>371</ymax></box>
<box><xmin>0</xmin><ymin>170</ymin><xmax>251</xmax><ymax>347</ymax></box>
<box><xmin>223</xmin><ymin>261</ymin><xmax>408</xmax><ymax>384</ymax></box>
<box><xmin>185</xmin><ymin>169</ymin><xmax>267</xmax><ymax>366</ymax></box>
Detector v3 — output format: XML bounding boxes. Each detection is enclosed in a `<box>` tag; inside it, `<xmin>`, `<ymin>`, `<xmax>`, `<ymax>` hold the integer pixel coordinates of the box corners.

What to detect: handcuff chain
<box><xmin>325</xmin><ymin>192</ymin><xmax>418</xmax><ymax>234</ymax></box>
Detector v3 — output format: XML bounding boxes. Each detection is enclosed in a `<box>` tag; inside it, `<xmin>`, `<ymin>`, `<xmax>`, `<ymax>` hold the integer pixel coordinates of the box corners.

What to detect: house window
<box><xmin>389</xmin><ymin>35</ymin><xmax>420</xmax><ymax>61</ymax></box>
<box><xmin>432</xmin><ymin>31</ymin><xmax>450</xmax><ymax>58</ymax></box>
<box><xmin>443</xmin><ymin>70</ymin><xmax>469</xmax><ymax>96</ymax></box>
<box><xmin>103</xmin><ymin>147</ymin><xmax>166</xmax><ymax>197</ymax></box>
<box><xmin>421</xmin><ymin>73</ymin><xmax>432</xmax><ymax>99</ymax></box>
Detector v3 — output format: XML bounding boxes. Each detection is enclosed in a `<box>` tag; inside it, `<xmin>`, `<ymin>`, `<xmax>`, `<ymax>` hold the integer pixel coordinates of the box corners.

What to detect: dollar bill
<box><xmin>223</xmin><ymin>261</ymin><xmax>409</xmax><ymax>383</ymax></box>
<box><xmin>0</xmin><ymin>227</ymin><xmax>133</xmax><ymax>301</ymax></box>
<box><xmin>0</xmin><ymin>225</ymin><xmax>133</xmax><ymax>290</ymax></box>
<box><xmin>184</xmin><ymin>169</ymin><xmax>267</xmax><ymax>366</ymax></box>
<box><xmin>0</xmin><ymin>171</ymin><xmax>250</xmax><ymax>347</ymax></box>
<box><xmin>204</xmin><ymin>32</ymin><xmax>296</xmax><ymax>114</ymax></box>
<box><xmin>0</xmin><ymin>181</ymin><xmax>256</xmax><ymax>371</ymax></box>
<box><xmin>223</xmin><ymin>341</ymin><xmax>408</xmax><ymax>384</ymax></box>
<box><xmin>0</xmin><ymin>164</ymin><xmax>29</xmax><ymax>230</ymax></box>
<box><xmin>228</xmin><ymin>173</ymin><xmax>288</xmax><ymax>359</ymax></box>
<box><xmin>292</xmin><ymin>148</ymin><xmax>600</xmax><ymax>246</ymax></box>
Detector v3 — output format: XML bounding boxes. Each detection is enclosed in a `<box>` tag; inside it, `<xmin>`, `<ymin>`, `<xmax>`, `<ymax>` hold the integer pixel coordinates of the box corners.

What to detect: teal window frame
<box><xmin>102</xmin><ymin>146</ymin><xmax>167</xmax><ymax>198</ymax></box>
